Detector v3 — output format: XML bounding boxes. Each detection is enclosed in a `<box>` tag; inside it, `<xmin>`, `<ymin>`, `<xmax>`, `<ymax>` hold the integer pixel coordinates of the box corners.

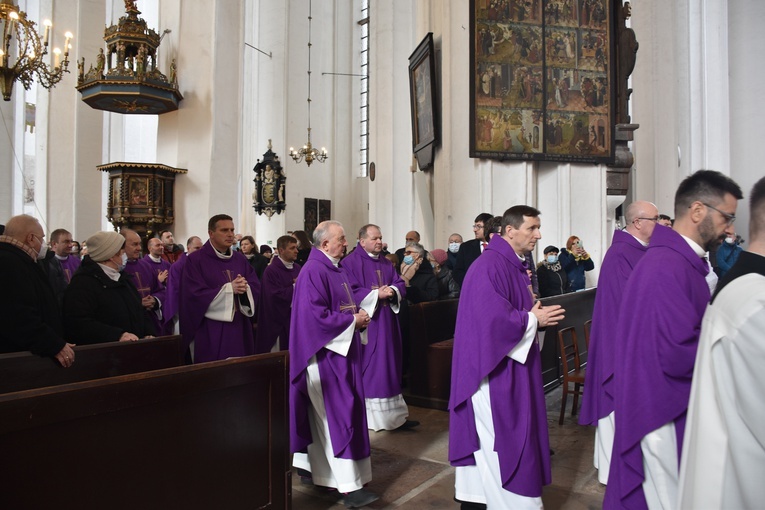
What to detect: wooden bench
<box><xmin>404</xmin><ymin>299</ymin><xmax>459</xmax><ymax>410</ymax></box>
<box><xmin>0</xmin><ymin>335</ymin><xmax>185</xmax><ymax>394</ymax></box>
<box><xmin>0</xmin><ymin>352</ymin><xmax>290</xmax><ymax>510</ymax></box>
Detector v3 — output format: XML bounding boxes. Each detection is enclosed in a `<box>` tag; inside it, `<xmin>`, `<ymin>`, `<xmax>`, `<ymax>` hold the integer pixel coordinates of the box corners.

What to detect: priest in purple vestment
<box><xmin>255</xmin><ymin>235</ymin><xmax>301</xmax><ymax>353</ymax></box>
<box><xmin>163</xmin><ymin>236</ymin><xmax>203</xmax><ymax>341</ymax></box>
<box><xmin>341</xmin><ymin>224</ymin><xmax>415</xmax><ymax>431</ymax></box>
<box><xmin>449</xmin><ymin>206</ymin><xmax>564</xmax><ymax>509</ymax></box>
<box><xmin>50</xmin><ymin>228</ymin><xmax>81</xmax><ymax>283</ymax></box>
<box><xmin>140</xmin><ymin>238</ymin><xmax>172</xmax><ymax>335</ymax></box>
<box><xmin>179</xmin><ymin>215</ymin><xmax>260</xmax><ymax>363</ymax></box>
<box><xmin>605</xmin><ymin>170</ymin><xmax>742</xmax><ymax>509</ymax></box>
<box><xmin>578</xmin><ymin>200</ymin><xmax>658</xmax><ymax>485</ymax></box>
<box><xmin>121</xmin><ymin>230</ymin><xmax>167</xmax><ymax>339</ymax></box>
<box><xmin>289</xmin><ymin>221</ymin><xmax>379</xmax><ymax>508</ymax></box>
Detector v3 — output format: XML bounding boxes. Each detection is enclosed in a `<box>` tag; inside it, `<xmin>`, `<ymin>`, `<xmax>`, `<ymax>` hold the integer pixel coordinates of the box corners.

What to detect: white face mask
<box><xmin>448</xmin><ymin>242</ymin><xmax>460</xmax><ymax>253</ymax></box>
<box><xmin>724</xmin><ymin>237</ymin><xmax>735</xmax><ymax>245</ymax></box>
<box><xmin>37</xmin><ymin>241</ymin><xmax>48</xmax><ymax>260</ymax></box>
<box><xmin>118</xmin><ymin>252</ymin><xmax>128</xmax><ymax>271</ymax></box>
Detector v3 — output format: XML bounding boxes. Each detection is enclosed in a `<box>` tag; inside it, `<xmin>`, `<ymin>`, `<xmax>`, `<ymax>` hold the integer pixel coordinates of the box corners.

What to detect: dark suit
<box><xmin>453</xmin><ymin>239</ymin><xmax>483</xmax><ymax>286</ymax></box>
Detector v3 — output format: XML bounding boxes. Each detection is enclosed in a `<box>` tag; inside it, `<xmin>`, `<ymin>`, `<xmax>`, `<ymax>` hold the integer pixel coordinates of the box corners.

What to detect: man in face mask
<box><xmin>714</xmin><ymin>230</ymin><xmax>743</xmax><ymax>278</ymax></box>
<box><xmin>446</xmin><ymin>233</ymin><xmax>463</xmax><ymax>271</ymax></box>
<box><xmin>63</xmin><ymin>231</ymin><xmax>155</xmax><ymax>345</ymax></box>
<box><xmin>0</xmin><ymin>214</ymin><xmax>75</xmax><ymax>367</ymax></box>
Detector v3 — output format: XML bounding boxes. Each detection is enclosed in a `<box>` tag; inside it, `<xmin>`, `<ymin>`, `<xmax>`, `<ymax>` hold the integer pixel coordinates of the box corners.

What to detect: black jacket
<box><xmin>453</xmin><ymin>239</ymin><xmax>483</xmax><ymax>286</ymax></box>
<box><xmin>436</xmin><ymin>267</ymin><xmax>461</xmax><ymax>300</ymax></box>
<box><xmin>0</xmin><ymin>241</ymin><xmax>66</xmax><ymax>356</ymax></box>
<box><xmin>406</xmin><ymin>262</ymin><xmax>440</xmax><ymax>304</ymax></box>
<box><xmin>537</xmin><ymin>263</ymin><xmax>570</xmax><ymax>298</ymax></box>
<box><xmin>63</xmin><ymin>256</ymin><xmax>155</xmax><ymax>344</ymax></box>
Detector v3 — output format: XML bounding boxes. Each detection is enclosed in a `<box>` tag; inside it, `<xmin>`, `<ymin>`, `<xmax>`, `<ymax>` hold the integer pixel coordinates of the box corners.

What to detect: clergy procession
<box><xmin>0</xmin><ymin>171</ymin><xmax>763</xmax><ymax>508</ymax></box>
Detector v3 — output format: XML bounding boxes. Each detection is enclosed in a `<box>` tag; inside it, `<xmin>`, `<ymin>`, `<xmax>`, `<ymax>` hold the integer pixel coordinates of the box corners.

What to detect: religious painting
<box><xmin>253</xmin><ymin>141</ymin><xmax>287</xmax><ymax>219</ymax></box>
<box><xmin>303</xmin><ymin>198</ymin><xmax>331</xmax><ymax>235</ymax></box>
<box><xmin>129</xmin><ymin>178</ymin><xmax>149</xmax><ymax>206</ymax></box>
<box><xmin>470</xmin><ymin>0</ymin><xmax>615</xmax><ymax>164</ymax></box>
<box><xmin>408</xmin><ymin>33</ymin><xmax>438</xmax><ymax>170</ymax></box>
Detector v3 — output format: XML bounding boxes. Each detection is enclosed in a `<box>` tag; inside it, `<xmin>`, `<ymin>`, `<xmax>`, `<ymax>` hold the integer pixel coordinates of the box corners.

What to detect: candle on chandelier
<box><xmin>43</xmin><ymin>19</ymin><xmax>51</xmax><ymax>47</ymax></box>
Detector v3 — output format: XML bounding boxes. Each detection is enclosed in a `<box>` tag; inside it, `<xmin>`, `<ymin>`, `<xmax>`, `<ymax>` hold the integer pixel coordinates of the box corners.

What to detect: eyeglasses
<box><xmin>472</xmin><ymin>224</ymin><xmax>483</xmax><ymax>230</ymax></box>
<box><xmin>635</xmin><ymin>216</ymin><xmax>659</xmax><ymax>223</ymax></box>
<box><xmin>702</xmin><ymin>203</ymin><xmax>736</xmax><ymax>226</ymax></box>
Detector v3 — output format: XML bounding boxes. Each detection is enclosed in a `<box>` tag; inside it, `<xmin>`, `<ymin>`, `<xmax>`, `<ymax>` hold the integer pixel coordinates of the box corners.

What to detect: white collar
<box><xmin>680</xmin><ymin>234</ymin><xmax>706</xmax><ymax>258</ymax></box>
<box><xmin>365</xmin><ymin>250</ymin><xmax>379</xmax><ymax>260</ymax></box>
<box><xmin>55</xmin><ymin>254</ymin><xmax>69</xmax><ymax>261</ymax></box>
<box><xmin>148</xmin><ymin>254</ymin><xmax>162</xmax><ymax>263</ymax></box>
<box><xmin>278</xmin><ymin>255</ymin><xmax>295</xmax><ymax>269</ymax></box>
<box><xmin>321</xmin><ymin>250</ymin><xmax>340</xmax><ymax>267</ymax></box>
<box><xmin>97</xmin><ymin>263</ymin><xmax>122</xmax><ymax>281</ymax></box>
<box><xmin>213</xmin><ymin>246</ymin><xmax>233</xmax><ymax>260</ymax></box>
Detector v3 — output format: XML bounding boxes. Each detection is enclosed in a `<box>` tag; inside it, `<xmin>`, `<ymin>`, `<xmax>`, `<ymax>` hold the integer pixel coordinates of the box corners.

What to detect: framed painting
<box><xmin>469</xmin><ymin>0</ymin><xmax>615</xmax><ymax>164</ymax></box>
<box><xmin>408</xmin><ymin>33</ymin><xmax>438</xmax><ymax>170</ymax></box>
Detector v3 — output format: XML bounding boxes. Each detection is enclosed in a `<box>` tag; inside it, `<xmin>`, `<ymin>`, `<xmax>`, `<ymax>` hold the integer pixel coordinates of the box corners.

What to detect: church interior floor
<box><xmin>291</xmin><ymin>390</ymin><xmax>606</xmax><ymax>509</ymax></box>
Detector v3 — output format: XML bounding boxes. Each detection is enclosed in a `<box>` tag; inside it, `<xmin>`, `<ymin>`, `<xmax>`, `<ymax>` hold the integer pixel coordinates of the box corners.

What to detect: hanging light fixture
<box><xmin>289</xmin><ymin>0</ymin><xmax>327</xmax><ymax>166</ymax></box>
<box><xmin>0</xmin><ymin>0</ymin><xmax>72</xmax><ymax>101</ymax></box>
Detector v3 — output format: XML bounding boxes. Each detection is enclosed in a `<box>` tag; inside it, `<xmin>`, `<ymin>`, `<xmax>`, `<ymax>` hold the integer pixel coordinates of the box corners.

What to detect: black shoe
<box><xmin>455</xmin><ymin>500</ymin><xmax>487</xmax><ymax>510</ymax></box>
<box><xmin>395</xmin><ymin>419</ymin><xmax>420</xmax><ymax>430</ymax></box>
<box><xmin>343</xmin><ymin>488</ymin><xmax>379</xmax><ymax>508</ymax></box>
<box><xmin>550</xmin><ymin>448</ymin><xmax>556</xmax><ymax>456</ymax></box>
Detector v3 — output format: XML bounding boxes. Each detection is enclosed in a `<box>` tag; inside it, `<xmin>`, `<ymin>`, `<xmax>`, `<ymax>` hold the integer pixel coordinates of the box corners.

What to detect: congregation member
<box><xmin>70</xmin><ymin>240</ymin><xmax>81</xmax><ymax>258</ymax></box>
<box><xmin>293</xmin><ymin>229</ymin><xmax>313</xmax><ymax>266</ymax></box>
<box><xmin>260</xmin><ymin>244</ymin><xmax>273</xmax><ymax>259</ymax></box>
<box><xmin>559</xmin><ymin>235</ymin><xmax>595</xmax><ymax>291</ymax></box>
<box><xmin>290</xmin><ymin>221</ymin><xmax>378</xmax><ymax>508</ymax></box>
<box><xmin>180</xmin><ymin>214</ymin><xmax>260</xmax><ymax>363</ymax></box>
<box><xmin>658</xmin><ymin>214</ymin><xmax>672</xmax><ymax>227</ymax></box>
<box><xmin>450</xmin><ymin>205</ymin><xmax>564</xmax><ymax>509</ymax></box>
<box><xmin>342</xmin><ymin>224</ymin><xmax>417</xmax><ymax>431</ymax></box>
<box><xmin>394</xmin><ymin>230</ymin><xmax>422</xmax><ymax>270</ymax></box>
<box><xmin>446</xmin><ymin>233</ymin><xmax>463</xmax><ymax>270</ymax></box>
<box><xmin>122</xmin><ymin>230</ymin><xmax>168</xmax><ymax>337</ymax></box>
<box><xmin>159</xmin><ymin>230</ymin><xmax>184</xmax><ymax>264</ymax></box>
<box><xmin>64</xmin><ymin>231</ymin><xmax>155</xmax><ymax>344</ymax></box>
<box><xmin>536</xmin><ymin>245</ymin><xmax>570</xmax><ymax>297</ymax></box>
<box><xmin>678</xmin><ymin>176</ymin><xmax>765</xmax><ymax>509</ymax></box>
<box><xmin>430</xmin><ymin>248</ymin><xmax>460</xmax><ymax>299</ymax></box>
<box><xmin>453</xmin><ymin>212</ymin><xmax>493</xmax><ymax>285</ymax></box>
<box><xmin>399</xmin><ymin>241</ymin><xmax>439</xmax><ymax>304</ymax></box>
<box><xmin>578</xmin><ymin>200</ymin><xmax>659</xmax><ymax>485</ymax></box>
<box><xmin>714</xmin><ymin>230</ymin><xmax>743</xmax><ymax>277</ymax></box>
<box><xmin>240</xmin><ymin>234</ymin><xmax>269</xmax><ymax>279</ymax></box>
<box><xmin>605</xmin><ymin>170</ymin><xmax>742</xmax><ymax>509</ymax></box>
<box><xmin>255</xmin><ymin>234</ymin><xmax>301</xmax><ymax>353</ymax></box>
<box><xmin>0</xmin><ymin>215</ymin><xmax>75</xmax><ymax>367</ymax></box>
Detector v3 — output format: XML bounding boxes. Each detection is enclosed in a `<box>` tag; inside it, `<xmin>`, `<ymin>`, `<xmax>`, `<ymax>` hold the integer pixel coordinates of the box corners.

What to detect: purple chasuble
<box><xmin>289</xmin><ymin>247</ymin><xmax>370</xmax><ymax>460</ymax></box>
<box><xmin>124</xmin><ymin>259</ymin><xmax>167</xmax><ymax>336</ymax></box>
<box><xmin>58</xmin><ymin>255</ymin><xmax>81</xmax><ymax>283</ymax></box>
<box><xmin>162</xmin><ymin>253</ymin><xmax>188</xmax><ymax>334</ymax></box>
<box><xmin>448</xmin><ymin>235</ymin><xmax>551</xmax><ymax>497</ymax></box>
<box><xmin>255</xmin><ymin>257</ymin><xmax>301</xmax><ymax>353</ymax></box>
<box><xmin>604</xmin><ymin>225</ymin><xmax>710</xmax><ymax>509</ymax></box>
<box><xmin>179</xmin><ymin>241</ymin><xmax>260</xmax><ymax>363</ymax></box>
<box><xmin>579</xmin><ymin>229</ymin><xmax>647</xmax><ymax>426</ymax></box>
<box><xmin>140</xmin><ymin>256</ymin><xmax>172</xmax><ymax>335</ymax></box>
<box><xmin>341</xmin><ymin>243</ymin><xmax>407</xmax><ymax>399</ymax></box>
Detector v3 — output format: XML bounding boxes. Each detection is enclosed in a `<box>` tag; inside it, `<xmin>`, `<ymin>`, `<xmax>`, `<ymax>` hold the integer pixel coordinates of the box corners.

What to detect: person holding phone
<box><xmin>559</xmin><ymin>235</ymin><xmax>595</xmax><ymax>291</ymax></box>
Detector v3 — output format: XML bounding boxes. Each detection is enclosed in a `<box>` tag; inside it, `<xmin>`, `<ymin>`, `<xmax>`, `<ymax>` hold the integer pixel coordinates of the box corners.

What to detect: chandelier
<box><xmin>0</xmin><ymin>0</ymin><xmax>72</xmax><ymax>101</ymax></box>
<box><xmin>289</xmin><ymin>0</ymin><xmax>327</xmax><ymax>166</ymax></box>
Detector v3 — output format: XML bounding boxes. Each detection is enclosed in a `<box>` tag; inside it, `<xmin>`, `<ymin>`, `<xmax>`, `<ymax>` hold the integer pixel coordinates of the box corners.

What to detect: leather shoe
<box><xmin>395</xmin><ymin>419</ymin><xmax>420</xmax><ymax>430</ymax></box>
<box><xmin>343</xmin><ymin>488</ymin><xmax>379</xmax><ymax>508</ymax></box>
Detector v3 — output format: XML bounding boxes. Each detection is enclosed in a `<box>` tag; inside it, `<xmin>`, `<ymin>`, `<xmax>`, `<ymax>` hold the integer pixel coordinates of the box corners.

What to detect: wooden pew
<box><xmin>0</xmin><ymin>335</ymin><xmax>185</xmax><ymax>394</ymax></box>
<box><xmin>0</xmin><ymin>352</ymin><xmax>290</xmax><ymax>510</ymax></box>
<box><xmin>539</xmin><ymin>288</ymin><xmax>596</xmax><ymax>390</ymax></box>
<box><xmin>405</xmin><ymin>299</ymin><xmax>459</xmax><ymax>410</ymax></box>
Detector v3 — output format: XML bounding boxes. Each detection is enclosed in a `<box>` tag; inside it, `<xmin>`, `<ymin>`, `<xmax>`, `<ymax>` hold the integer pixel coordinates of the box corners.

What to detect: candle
<box><xmin>53</xmin><ymin>47</ymin><xmax>60</xmax><ymax>68</ymax></box>
<box><xmin>43</xmin><ymin>19</ymin><xmax>51</xmax><ymax>47</ymax></box>
<box><xmin>64</xmin><ymin>32</ymin><xmax>72</xmax><ymax>56</ymax></box>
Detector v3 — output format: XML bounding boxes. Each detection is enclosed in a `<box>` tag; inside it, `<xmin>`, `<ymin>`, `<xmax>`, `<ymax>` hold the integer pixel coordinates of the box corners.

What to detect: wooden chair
<box><xmin>583</xmin><ymin>319</ymin><xmax>592</xmax><ymax>351</ymax></box>
<box><xmin>558</xmin><ymin>326</ymin><xmax>586</xmax><ymax>425</ymax></box>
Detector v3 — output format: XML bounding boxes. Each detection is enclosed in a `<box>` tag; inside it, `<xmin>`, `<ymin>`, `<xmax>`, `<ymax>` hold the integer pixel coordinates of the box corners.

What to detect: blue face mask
<box><xmin>448</xmin><ymin>242</ymin><xmax>460</xmax><ymax>253</ymax></box>
<box><xmin>403</xmin><ymin>255</ymin><xmax>415</xmax><ymax>265</ymax></box>
<box><xmin>547</xmin><ymin>254</ymin><xmax>558</xmax><ymax>264</ymax></box>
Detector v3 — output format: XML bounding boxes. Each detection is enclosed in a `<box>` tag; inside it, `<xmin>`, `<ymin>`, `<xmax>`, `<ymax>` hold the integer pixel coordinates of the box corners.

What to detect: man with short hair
<box><xmin>49</xmin><ymin>228</ymin><xmax>81</xmax><ymax>283</ymax></box>
<box><xmin>342</xmin><ymin>224</ymin><xmax>416</xmax><ymax>431</ymax></box>
<box><xmin>159</xmin><ymin>230</ymin><xmax>184</xmax><ymax>264</ymax></box>
<box><xmin>141</xmin><ymin>237</ymin><xmax>173</xmax><ymax>335</ymax></box>
<box><xmin>64</xmin><ymin>230</ymin><xmax>155</xmax><ymax>344</ymax></box>
<box><xmin>658</xmin><ymin>214</ymin><xmax>672</xmax><ymax>227</ymax></box>
<box><xmin>395</xmin><ymin>230</ymin><xmax>422</xmax><ymax>269</ymax></box>
<box><xmin>122</xmin><ymin>230</ymin><xmax>168</xmax><ymax>337</ymax></box>
<box><xmin>453</xmin><ymin>212</ymin><xmax>494</xmax><ymax>285</ymax></box>
<box><xmin>180</xmin><ymin>215</ymin><xmax>260</xmax><ymax>363</ymax></box>
<box><xmin>255</xmin><ymin>234</ymin><xmax>302</xmax><ymax>353</ymax></box>
<box><xmin>605</xmin><ymin>170</ymin><xmax>743</xmax><ymax>509</ymax></box>
<box><xmin>678</xmin><ymin>176</ymin><xmax>765</xmax><ymax>509</ymax></box>
<box><xmin>163</xmin><ymin>236</ymin><xmax>203</xmax><ymax>353</ymax></box>
<box><xmin>290</xmin><ymin>221</ymin><xmax>378</xmax><ymax>508</ymax></box>
<box><xmin>450</xmin><ymin>206</ymin><xmax>565</xmax><ymax>508</ymax></box>
<box><xmin>0</xmin><ymin>215</ymin><xmax>75</xmax><ymax>367</ymax></box>
<box><xmin>446</xmin><ymin>233</ymin><xmax>463</xmax><ymax>270</ymax></box>
<box><xmin>578</xmin><ymin>200</ymin><xmax>659</xmax><ymax>485</ymax></box>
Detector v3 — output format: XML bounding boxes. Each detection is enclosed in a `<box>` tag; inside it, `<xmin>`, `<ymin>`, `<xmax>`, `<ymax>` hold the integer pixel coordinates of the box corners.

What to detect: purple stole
<box><xmin>162</xmin><ymin>254</ymin><xmax>187</xmax><ymax>335</ymax></box>
<box><xmin>179</xmin><ymin>241</ymin><xmax>260</xmax><ymax>363</ymax></box>
<box><xmin>255</xmin><ymin>257</ymin><xmax>301</xmax><ymax>353</ymax></box>
<box><xmin>579</xmin><ymin>229</ymin><xmax>647</xmax><ymax>426</ymax></box>
<box><xmin>604</xmin><ymin>225</ymin><xmax>710</xmax><ymax>509</ymax></box>
<box><xmin>289</xmin><ymin>247</ymin><xmax>369</xmax><ymax>460</ymax></box>
<box><xmin>341</xmin><ymin>243</ymin><xmax>407</xmax><ymax>398</ymax></box>
<box><xmin>449</xmin><ymin>235</ymin><xmax>550</xmax><ymax>497</ymax></box>
<box><xmin>58</xmin><ymin>255</ymin><xmax>81</xmax><ymax>283</ymax></box>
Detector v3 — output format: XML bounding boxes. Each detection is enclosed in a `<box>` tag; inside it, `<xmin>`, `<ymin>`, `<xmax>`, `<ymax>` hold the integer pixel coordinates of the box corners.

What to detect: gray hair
<box><xmin>313</xmin><ymin>220</ymin><xmax>343</xmax><ymax>246</ymax></box>
<box><xmin>405</xmin><ymin>241</ymin><xmax>425</xmax><ymax>257</ymax></box>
